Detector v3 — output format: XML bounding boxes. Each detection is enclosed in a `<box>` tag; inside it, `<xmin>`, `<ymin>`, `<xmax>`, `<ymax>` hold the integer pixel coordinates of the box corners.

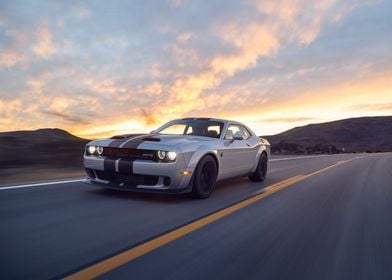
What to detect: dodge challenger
<box><xmin>84</xmin><ymin>118</ymin><xmax>270</xmax><ymax>198</ymax></box>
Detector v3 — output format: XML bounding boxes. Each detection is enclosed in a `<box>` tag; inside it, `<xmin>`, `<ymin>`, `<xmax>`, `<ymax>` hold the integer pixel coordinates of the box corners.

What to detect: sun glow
<box><xmin>75</xmin><ymin>120</ymin><xmax>155</xmax><ymax>139</ymax></box>
<box><xmin>0</xmin><ymin>1</ymin><xmax>391</xmax><ymax>138</ymax></box>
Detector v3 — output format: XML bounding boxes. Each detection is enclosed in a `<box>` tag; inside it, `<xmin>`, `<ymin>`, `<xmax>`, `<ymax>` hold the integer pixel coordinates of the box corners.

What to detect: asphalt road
<box><xmin>1</xmin><ymin>153</ymin><xmax>391</xmax><ymax>279</ymax></box>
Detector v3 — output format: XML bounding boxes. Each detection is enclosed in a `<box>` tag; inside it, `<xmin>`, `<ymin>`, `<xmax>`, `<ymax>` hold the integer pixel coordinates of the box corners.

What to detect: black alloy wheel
<box><xmin>191</xmin><ymin>155</ymin><xmax>218</xmax><ymax>199</ymax></box>
<box><xmin>249</xmin><ymin>152</ymin><xmax>268</xmax><ymax>182</ymax></box>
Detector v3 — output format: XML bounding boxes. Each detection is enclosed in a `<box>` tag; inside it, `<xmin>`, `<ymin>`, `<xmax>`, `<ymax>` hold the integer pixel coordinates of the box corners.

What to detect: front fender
<box><xmin>186</xmin><ymin>145</ymin><xmax>220</xmax><ymax>172</ymax></box>
<box><xmin>250</xmin><ymin>142</ymin><xmax>270</xmax><ymax>172</ymax></box>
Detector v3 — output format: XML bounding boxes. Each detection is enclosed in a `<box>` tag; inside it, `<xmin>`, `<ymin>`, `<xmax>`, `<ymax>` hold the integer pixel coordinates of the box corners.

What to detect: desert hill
<box><xmin>264</xmin><ymin>116</ymin><xmax>392</xmax><ymax>154</ymax></box>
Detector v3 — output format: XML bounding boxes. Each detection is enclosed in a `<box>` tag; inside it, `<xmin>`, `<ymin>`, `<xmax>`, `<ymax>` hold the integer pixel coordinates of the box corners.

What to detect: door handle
<box><xmin>246</xmin><ymin>143</ymin><xmax>250</xmax><ymax>147</ymax></box>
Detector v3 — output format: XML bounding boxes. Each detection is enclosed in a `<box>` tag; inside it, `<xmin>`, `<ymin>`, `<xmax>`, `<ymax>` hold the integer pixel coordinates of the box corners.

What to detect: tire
<box><xmin>249</xmin><ymin>152</ymin><xmax>268</xmax><ymax>182</ymax></box>
<box><xmin>191</xmin><ymin>155</ymin><xmax>218</xmax><ymax>199</ymax></box>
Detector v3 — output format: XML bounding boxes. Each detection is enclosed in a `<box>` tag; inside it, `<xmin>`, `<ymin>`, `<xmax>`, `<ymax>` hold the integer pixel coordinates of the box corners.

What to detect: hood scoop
<box><xmin>142</xmin><ymin>137</ymin><xmax>161</xmax><ymax>142</ymax></box>
<box><xmin>110</xmin><ymin>133</ymin><xmax>145</xmax><ymax>140</ymax></box>
<box><xmin>111</xmin><ymin>135</ymin><xmax>126</xmax><ymax>139</ymax></box>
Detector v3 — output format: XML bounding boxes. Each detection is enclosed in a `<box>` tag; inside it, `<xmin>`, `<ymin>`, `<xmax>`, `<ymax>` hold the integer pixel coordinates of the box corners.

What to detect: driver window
<box><xmin>185</xmin><ymin>126</ymin><xmax>193</xmax><ymax>135</ymax></box>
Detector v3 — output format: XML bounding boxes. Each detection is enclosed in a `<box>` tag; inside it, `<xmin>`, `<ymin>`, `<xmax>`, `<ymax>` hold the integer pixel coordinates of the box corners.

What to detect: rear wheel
<box><xmin>249</xmin><ymin>152</ymin><xmax>268</xmax><ymax>182</ymax></box>
<box><xmin>191</xmin><ymin>155</ymin><xmax>218</xmax><ymax>199</ymax></box>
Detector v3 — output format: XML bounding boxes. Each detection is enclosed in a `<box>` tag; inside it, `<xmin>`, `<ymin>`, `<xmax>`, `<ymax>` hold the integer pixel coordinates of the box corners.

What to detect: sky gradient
<box><xmin>0</xmin><ymin>0</ymin><xmax>391</xmax><ymax>138</ymax></box>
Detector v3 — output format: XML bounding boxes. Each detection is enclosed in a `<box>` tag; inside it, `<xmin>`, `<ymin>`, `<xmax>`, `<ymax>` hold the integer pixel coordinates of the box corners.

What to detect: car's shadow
<box><xmin>86</xmin><ymin>176</ymin><xmax>268</xmax><ymax>204</ymax></box>
<box><xmin>88</xmin><ymin>187</ymin><xmax>188</xmax><ymax>203</ymax></box>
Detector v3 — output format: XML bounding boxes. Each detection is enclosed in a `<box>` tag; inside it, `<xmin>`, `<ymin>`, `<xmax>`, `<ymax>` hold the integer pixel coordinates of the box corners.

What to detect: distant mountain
<box><xmin>264</xmin><ymin>116</ymin><xmax>392</xmax><ymax>154</ymax></box>
<box><xmin>0</xmin><ymin>128</ymin><xmax>90</xmax><ymax>168</ymax></box>
<box><xmin>1</xmin><ymin>116</ymin><xmax>391</xmax><ymax>169</ymax></box>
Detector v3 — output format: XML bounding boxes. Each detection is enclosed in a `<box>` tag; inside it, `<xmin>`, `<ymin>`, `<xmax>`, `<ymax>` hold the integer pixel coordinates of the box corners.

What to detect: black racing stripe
<box><xmin>121</xmin><ymin>134</ymin><xmax>157</xmax><ymax>148</ymax></box>
<box><xmin>108</xmin><ymin>134</ymin><xmax>146</xmax><ymax>147</ymax></box>
<box><xmin>118</xmin><ymin>159</ymin><xmax>133</xmax><ymax>174</ymax></box>
<box><xmin>103</xmin><ymin>135</ymin><xmax>131</xmax><ymax>169</ymax></box>
<box><xmin>103</xmin><ymin>158</ymin><xmax>116</xmax><ymax>172</ymax></box>
<box><xmin>107</xmin><ymin>139</ymin><xmax>126</xmax><ymax>147</ymax></box>
<box><xmin>104</xmin><ymin>134</ymin><xmax>158</xmax><ymax>174</ymax></box>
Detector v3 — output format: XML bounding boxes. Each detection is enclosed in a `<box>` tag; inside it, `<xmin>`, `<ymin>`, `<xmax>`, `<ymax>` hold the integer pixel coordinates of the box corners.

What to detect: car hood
<box><xmin>90</xmin><ymin>133</ymin><xmax>215</xmax><ymax>148</ymax></box>
<box><xmin>149</xmin><ymin>134</ymin><xmax>214</xmax><ymax>146</ymax></box>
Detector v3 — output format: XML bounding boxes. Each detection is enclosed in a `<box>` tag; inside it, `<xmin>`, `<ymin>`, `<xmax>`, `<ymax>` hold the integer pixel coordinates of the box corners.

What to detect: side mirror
<box><xmin>231</xmin><ymin>131</ymin><xmax>244</xmax><ymax>142</ymax></box>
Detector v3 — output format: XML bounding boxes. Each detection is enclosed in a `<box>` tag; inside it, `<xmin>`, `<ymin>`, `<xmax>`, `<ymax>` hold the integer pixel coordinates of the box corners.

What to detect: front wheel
<box><xmin>191</xmin><ymin>155</ymin><xmax>218</xmax><ymax>199</ymax></box>
<box><xmin>249</xmin><ymin>152</ymin><xmax>268</xmax><ymax>182</ymax></box>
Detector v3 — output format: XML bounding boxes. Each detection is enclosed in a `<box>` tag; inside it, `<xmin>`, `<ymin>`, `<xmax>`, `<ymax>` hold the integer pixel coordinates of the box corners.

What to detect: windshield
<box><xmin>155</xmin><ymin>119</ymin><xmax>224</xmax><ymax>138</ymax></box>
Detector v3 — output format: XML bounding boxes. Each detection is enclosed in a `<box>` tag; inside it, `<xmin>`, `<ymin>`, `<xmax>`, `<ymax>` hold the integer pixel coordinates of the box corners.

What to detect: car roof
<box><xmin>179</xmin><ymin>117</ymin><xmax>240</xmax><ymax>124</ymax></box>
<box><xmin>165</xmin><ymin>118</ymin><xmax>256</xmax><ymax>136</ymax></box>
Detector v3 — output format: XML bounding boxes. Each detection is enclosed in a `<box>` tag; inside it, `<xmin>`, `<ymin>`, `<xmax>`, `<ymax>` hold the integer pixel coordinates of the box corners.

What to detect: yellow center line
<box><xmin>64</xmin><ymin>158</ymin><xmax>357</xmax><ymax>280</ymax></box>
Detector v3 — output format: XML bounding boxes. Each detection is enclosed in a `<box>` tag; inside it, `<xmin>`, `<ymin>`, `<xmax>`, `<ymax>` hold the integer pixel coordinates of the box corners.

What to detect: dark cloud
<box><xmin>42</xmin><ymin>110</ymin><xmax>92</xmax><ymax>124</ymax></box>
<box><xmin>140</xmin><ymin>109</ymin><xmax>159</xmax><ymax>126</ymax></box>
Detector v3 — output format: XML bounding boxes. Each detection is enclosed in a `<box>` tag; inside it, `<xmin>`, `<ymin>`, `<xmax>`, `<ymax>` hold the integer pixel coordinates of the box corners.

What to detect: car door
<box><xmin>219</xmin><ymin>124</ymin><xmax>255</xmax><ymax>179</ymax></box>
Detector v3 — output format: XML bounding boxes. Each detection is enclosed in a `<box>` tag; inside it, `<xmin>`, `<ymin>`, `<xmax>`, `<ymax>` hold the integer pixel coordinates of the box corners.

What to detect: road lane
<box><xmin>0</xmin><ymin>179</ymin><xmax>84</xmax><ymax>190</ymax></box>
<box><xmin>0</xmin><ymin>154</ymin><xmax>340</xmax><ymax>190</ymax></box>
<box><xmin>102</xmin><ymin>153</ymin><xmax>392</xmax><ymax>280</ymax></box>
<box><xmin>0</xmin><ymin>153</ymin><xmax>387</xmax><ymax>279</ymax></box>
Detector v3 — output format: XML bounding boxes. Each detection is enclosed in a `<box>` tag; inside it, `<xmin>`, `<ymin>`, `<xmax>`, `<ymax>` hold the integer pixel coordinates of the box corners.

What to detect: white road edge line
<box><xmin>0</xmin><ymin>155</ymin><xmax>356</xmax><ymax>190</ymax></box>
<box><xmin>269</xmin><ymin>155</ymin><xmax>332</xmax><ymax>162</ymax></box>
<box><xmin>0</xmin><ymin>179</ymin><xmax>85</xmax><ymax>191</ymax></box>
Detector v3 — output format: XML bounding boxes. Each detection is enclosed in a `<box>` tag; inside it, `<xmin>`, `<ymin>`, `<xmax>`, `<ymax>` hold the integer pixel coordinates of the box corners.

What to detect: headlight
<box><xmin>156</xmin><ymin>150</ymin><xmax>176</xmax><ymax>161</ymax></box>
<box><xmin>88</xmin><ymin>146</ymin><xmax>96</xmax><ymax>154</ymax></box>
<box><xmin>87</xmin><ymin>145</ymin><xmax>104</xmax><ymax>155</ymax></box>
<box><xmin>157</xmin><ymin>150</ymin><xmax>166</xmax><ymax>160</ymax></box>
<box><xmin>167</xmin><ymin>151</ymin><xmax>176</xmax><ymax>161</ymax></box>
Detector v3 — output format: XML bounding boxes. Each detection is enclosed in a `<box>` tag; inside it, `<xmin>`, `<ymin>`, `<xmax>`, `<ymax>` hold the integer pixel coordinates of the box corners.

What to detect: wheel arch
<box><xmin>186</xmin><ymin>151</ymin><xmax>220</xmax><ymax>187</ymax></box>
<box><xmin>201</xmin><ymin>152</ymin><xmax>219</xmax><ymax>172</ymax></box>
<box><xmin>258</xmin><ymin>143</ymin><xmax>270</xmax><ymax>159</ymax></box>
<box><xmin>190</xmin><ymin>152</ymin><xmax>219</xmax><ymax>198</ymax></box>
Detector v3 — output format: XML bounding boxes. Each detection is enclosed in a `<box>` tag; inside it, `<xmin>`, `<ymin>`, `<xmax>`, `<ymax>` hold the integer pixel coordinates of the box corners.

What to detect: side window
<box><xmin>225</xmin><ymin>124</ymin><xmax>251</xmax><ymax>140</ymax></box>
<box><xmin>185</xmin><ymin>126</ymin><xmax>193</xmax><ymax>135</ymax></box>
<box><xmin>225</xmin><ymin>125</ymin><xmax>241</xmax><ymax>140</ymax></box>
<box><xmin>207</xmin><ymin>125</ymin><xmax>221</xmax><ymax>138</ymax></box>
<box><xmin>239</xmin><ymin>126</ymin><xmax>251</xmax><ymax>140</ymax></box>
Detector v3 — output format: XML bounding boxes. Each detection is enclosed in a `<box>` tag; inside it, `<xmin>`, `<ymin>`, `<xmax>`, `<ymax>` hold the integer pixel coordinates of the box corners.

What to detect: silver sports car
<box><xmin>84</xmin><ymin>118</ymin><xmax>270</xmax><ymax>198</ymax></box>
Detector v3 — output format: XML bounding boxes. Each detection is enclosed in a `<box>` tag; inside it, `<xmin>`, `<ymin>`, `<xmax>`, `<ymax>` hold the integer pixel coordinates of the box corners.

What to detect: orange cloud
<box><xmin>83</xmin><ymin>78</ymin><xmax>127</xmax><ymax>95</ymax></box>
<box><xmin>211</xmin><ymin>23</ymin><xmax>279</xmax><ymax>76</ymax></box>
<box><xmin>229</xmin><ymin>70</ymin><xmax>392</xmax><ymax>135</ymax></box>
<box><xmin>260</xmin><ymin>117</ymin><xmax>316</xmax><ymax>123</ymax></box>
<box><xmin>276</xmin><ymin>71</ymin><xmax>392</xmax><ymax>113</ymax></box>
<box><xmin>0</xmin><ymin>0</ymin><xmax>386</xmax><ymax>139</ymax></box>
<box><xmin>140</xmin><ymin>109</ymin><xmax>159</xmax><ymax>126</ymax></box>
<box><xmin>176</xmin><ymin>32</ymin><xmax>193</xmax><ymax>43</ymax></box>
<box><xmin>0</xmin><ymin>99</ymin><xmax>22</xmax><ymax>129</ymax></box>
<box><xmin>144</xmin><ymin>0</ymin><xmax>351</xmax><ymax>123</ymax></box>
<box><xmin>32</xmin><ymin>23</ymin><xmax>58</xmax><ymax>58</ymax></box>
<box><xmin>76</xmin><ymin>120</ymin><xmax>151</xmax><ymax>139</ymax></box>
<box><xmin>0</xmin><ymin>29</ymin><xmax>28</xmax><ymax>68</ymax></box>
<box><xmin>0</xmin><ymin>49</ymin><xmax>24</xmax><ymax>68</ymax></box>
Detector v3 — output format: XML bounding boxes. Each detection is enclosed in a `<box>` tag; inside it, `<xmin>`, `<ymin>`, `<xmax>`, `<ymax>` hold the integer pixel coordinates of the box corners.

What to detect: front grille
<box><xmin>95</xmin><ymin>170</ymin><xmax>159</xmax><ymax>186</ymax></box>
<box><xmin>102</xmin><ymin>147</ymin><xmax>155</xmax><ymax>160</ymax></box>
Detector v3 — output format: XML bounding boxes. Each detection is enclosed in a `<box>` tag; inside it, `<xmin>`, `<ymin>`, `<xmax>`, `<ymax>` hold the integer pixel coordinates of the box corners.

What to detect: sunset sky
<box><xmin>0</xmin><ymin>0</ymin><xmax>391</xmax><ymax>139</ymax></box>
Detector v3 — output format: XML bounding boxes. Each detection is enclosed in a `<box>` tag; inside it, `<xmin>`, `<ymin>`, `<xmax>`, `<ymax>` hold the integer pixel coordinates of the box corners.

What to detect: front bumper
<box><xmin>83</xmin><ymin>154</ymin><xmax>194</xmax><ymax>192</ymax></box>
